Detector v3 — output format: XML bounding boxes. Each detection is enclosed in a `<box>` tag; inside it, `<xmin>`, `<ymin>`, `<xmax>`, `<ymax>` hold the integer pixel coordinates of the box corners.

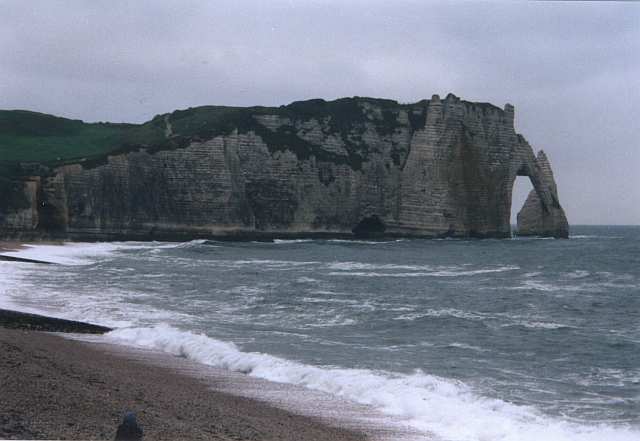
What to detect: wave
<box><xmin>445</xmin><ymin>342</ymin><xmax>490</xmax><ymax>353</ymax></box>
<box><xmin>105</xmin><ymin>325</ymin><xmax>639</xmax><ymax>441</ymax></box>
<box><xmin>393</xmin><ymin>309</ymin><xmax>578</xmax><ymax>333</ymax></box>
<box><xmin>564</xmin><ymin>270</ymin><xmax>591</xmax><ymax>279</ymax></box>
<box><xmin>0</xmin><ymin>242</ymin><xmax>134</xmax><ymax>265</ymax></box>
<box><xmin>225</xmin><ymin>259</ymin><xmax>319</xmax><ymax>269</ymax></box>
<box><xmin>328</xmin><ymin>261</ymin><xmax>518</xmax><ymax>272</ymax></box>
<box><xmin>0</xmin><ymin>262</ymin><xmax>31</xmax><ymax>310</ymax></box>
<box><xmin>328</xmin><ymin>265</ymin><xmax>519</xmax><ymax>278</ymax></box>
<box><xmin>570</xmin><ymin>235</ymin><xmax>622</xmax><ymax>240</ymax></box>
<box><xmin>327</xmin><ymin>239</ymin><xmax>404</xmax><ymax>245</ymax></box>
<box><xmin>273</xmin><ymin>239</ymin><xmax>315</xmax><ymax>244</ymax></box>
<box><xmin>296</xmin><ymin>276</ymin><xmax>319</xmax><ymax>283</ymax></box>
<box><xmin>507</xmin><ymin>280</ymin><xmax>595</xmax><ymax>293</ymax></box>
<box><xmin>505</xmin><ymin>321</ymin><xmax>575</xmax><ymax>330</ymax></box>
<box><xmin>507</xmin><ymin>279</ymin><xmax>637</xmax><ymax>293</ymax></box>
<box><xmin>0</xmin><ymin>240</ymin><xmax>205</xmax><ymax>265</ymax></box>
<box><xmin>328</xmin><ymin>261</ymin><xmax>430</xmax><ymax>271</ymax></box>
<box><xmin>171</xmin><ymin>239</ymin><xmax>210</xmax><ymax>248</ymax></box>
<box><xmin>394</xmin><ymin>308</ymin><xmax>488</xmax><ymax>322</ymax></box>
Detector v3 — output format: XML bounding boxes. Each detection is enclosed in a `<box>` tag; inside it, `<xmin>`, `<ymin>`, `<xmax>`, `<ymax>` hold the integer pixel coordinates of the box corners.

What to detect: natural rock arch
<box><xmin>510</xmin><ymin>151</ymin><xmax>569</xmax><ymax>238</ymax></box>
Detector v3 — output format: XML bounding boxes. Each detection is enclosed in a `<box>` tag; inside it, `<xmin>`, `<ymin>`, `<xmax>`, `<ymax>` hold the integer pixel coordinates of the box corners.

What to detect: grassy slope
<box><xmin>0</xmin><ymin>110</ymin><xmax>166</xmax><ymax>164</ymax></box>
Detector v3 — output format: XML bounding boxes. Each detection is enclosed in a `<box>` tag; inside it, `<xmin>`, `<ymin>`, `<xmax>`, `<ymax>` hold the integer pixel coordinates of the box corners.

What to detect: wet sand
<box><xmin>0</xmin><ymin>326</ymin><xmax>369</xmax><ymax>441</ymax></box>
<box><xmin>0</xmin><ymin>241</ymin><xmax>24</xmax><ymax>252</ymax></box>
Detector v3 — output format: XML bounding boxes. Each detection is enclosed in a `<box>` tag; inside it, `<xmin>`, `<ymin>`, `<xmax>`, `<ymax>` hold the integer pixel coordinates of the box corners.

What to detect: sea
<box><xmin>1</xmin><ymin>225</ymin><xmax>638</xmax><ymax>441</ymax></box>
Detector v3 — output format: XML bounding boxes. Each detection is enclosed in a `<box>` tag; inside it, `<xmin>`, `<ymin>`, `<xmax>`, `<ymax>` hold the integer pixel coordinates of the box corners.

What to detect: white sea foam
<box><xmin>0</xmin><ymin>242</ymin><xmax>131</xmax><ymax>265</ymax></box>
<box><xmin>105</xmin><ymin>325</ymin><xmax>640</xmax><ymax>441</ymax></box>
<box><xmin>273</xmin><ymin>239</ymin><xmax>315</xmax><ymax>244</ymax></box>
<box><xmin>168</xmin><ymin>239</ymin><xmax>211</xmax><ymax>248</ymax></box>
<box><xmin>0</xmin><ymin>262</ymin><xmax>31</xmax><ymax>310</ymax></box>
<box><xmin>569</xmin><ymin>368</ymin><xmax>640</xmax><ymax>389</ymax></box>
<box><xmin>226</xmin><ymin>259</ymin><xmax>319</xmax><ymax>268</ymax></box>
<box><xmin>327</xmin><ymin>261</ymin><xmax>518</xmax><ymax>273</ymax></box>
<box><xmin>394</xmin><ymin>308</ymin><xmax>488</xmax><ymax>322</ymax></box>
<box><xmin>394</xmin><ymin>309</ymin><xmax>577</xmax><ymax>332</ymax></box>
<box><xmin>0</xmin><ymin>243</ymin><xmax>194</xmax><ymax>327</ymax></box>
<box><xmin>430</xmin><ymin>266</ymin><xmax>519</xmax><ymax>276</ymax></box>
<box><xmin>446</xmin><ymin>342</ymin><xmax>490</xmax><ymax>353</ymax></box>
<box><xmin>565</xmin><ymin>270</ymin><xmax>591</xmax><ymax>279</ymax></box>
<box><xmin>509</xmin><ymin>280</ymin><xmax>599</xmax><ymax>293</ymax></box>
<box><xmin>328</xmin><ymin>271</ymin><xmax>430</xmax><ymax>277</ymax></box>
<box><xmin>0</xmin><ymin>241</ymin><xmax>186</xmax><ymax>265</ymax></box>
<box><xmin>296</xmin><ymin>276</ymin><xmax>319</xmax><ymax>283</ymax></box>
<box><xmin>305</xmin><ymin>316</ymin><xmax>358</xmax><ymax>327</ymax></box>
<box><xmin>509</xmin><ymin>321</ymin><xmax>575</xmax><ymax>330</ymax></box>
<box><xmin>328</xmin><ymin>265</ymin><xmax>519</xmax><ymax>278</ymax></box>
<box><xmin>327</xmin><ymin>261</ymin><xmax>431</xmax><ymax>271</ymax></box>
<box><xmin>327</xmin><ymin>239</ymin><xmax>402</xmax><ymax>245</ymax></box>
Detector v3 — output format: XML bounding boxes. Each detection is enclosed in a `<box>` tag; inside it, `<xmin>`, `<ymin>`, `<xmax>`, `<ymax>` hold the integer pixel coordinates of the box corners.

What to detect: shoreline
<box><xmin>0</xmin><ymin>227</ymin><xmax>542</xmax><ymax>243</ymax></box>
<box><xmin>0</xmin><ymin>325</ymin><xmax>372</xmax><ymax>440</ymax></box>
<box><xmin>0</xmin><ymin>309</ymin><xmax>419</xmax><ymax>440</ymax></box>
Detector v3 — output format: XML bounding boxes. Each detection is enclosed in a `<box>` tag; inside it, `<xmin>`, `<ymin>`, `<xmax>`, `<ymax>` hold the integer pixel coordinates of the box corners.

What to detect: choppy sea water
<box><xmin>1</xmin><ymin>225</ymin><xmax>639</xmax><ymax>441</ymax></box>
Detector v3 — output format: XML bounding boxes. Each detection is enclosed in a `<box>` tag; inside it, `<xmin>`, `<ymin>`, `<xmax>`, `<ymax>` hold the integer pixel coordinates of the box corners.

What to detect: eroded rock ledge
<box><xmin>0</xmin><ymin>94</ymin><xmax>568</xmax><ymax>240</ymax></box>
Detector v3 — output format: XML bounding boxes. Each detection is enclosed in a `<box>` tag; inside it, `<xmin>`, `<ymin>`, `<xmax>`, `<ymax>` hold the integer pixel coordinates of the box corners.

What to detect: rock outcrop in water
<box><xmin>0</xmin><ymin>94</ymin><xmax>569</xmax><ymax>240</ymax></box>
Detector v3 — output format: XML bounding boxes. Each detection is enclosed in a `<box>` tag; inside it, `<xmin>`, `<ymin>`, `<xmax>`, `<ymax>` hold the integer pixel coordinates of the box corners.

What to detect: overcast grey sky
<box><xmin>1</xmin><ymin>1</ymin><xmax>638</xmax><ymax>224</ymax></box>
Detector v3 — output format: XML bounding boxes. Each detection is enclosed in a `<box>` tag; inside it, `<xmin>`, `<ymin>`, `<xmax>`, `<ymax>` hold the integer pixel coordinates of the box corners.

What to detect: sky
<box><xmin>1</xmin><ymin>1</ymin><xmax>638</xmax><ymax>225</ymax></box>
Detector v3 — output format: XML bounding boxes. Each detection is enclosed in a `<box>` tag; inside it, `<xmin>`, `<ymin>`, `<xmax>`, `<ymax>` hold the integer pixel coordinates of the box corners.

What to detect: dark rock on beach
<box><xmin>114</xmin><ymin>412</ymin><xmax>143</xmax><ymax>441</ymax></box>
<box><xmin>0</xmin><ymin>254</ymin><xmax>55</xmax><ymax>264</ymax></box>
<box><xmin>0</xmin><ymin>308</ymin><xmax>112</xmax><ymax>334</ymax></box>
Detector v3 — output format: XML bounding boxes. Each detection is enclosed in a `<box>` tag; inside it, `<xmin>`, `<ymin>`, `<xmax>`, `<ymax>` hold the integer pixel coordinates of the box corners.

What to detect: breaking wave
<box><xmin>328</xmin><ymin>264</ymin><xmax>519</xmax><ymax>278</ymax></box>
<box><xmin>106</xmin><ymin>325</ymin><xmax>639</xmax><ymax>441</ymax></box>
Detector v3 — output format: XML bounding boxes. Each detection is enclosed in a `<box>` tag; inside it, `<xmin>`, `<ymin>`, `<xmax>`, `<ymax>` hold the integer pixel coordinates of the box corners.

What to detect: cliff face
<box><xmin>0</xmin><ymin>94</ymin><xmax>569</xmax><ymax>240</ymax></box>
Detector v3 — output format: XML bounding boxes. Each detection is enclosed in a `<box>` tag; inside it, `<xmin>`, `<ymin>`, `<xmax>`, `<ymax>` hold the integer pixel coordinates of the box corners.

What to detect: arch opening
<box><xmin>352</xmin><ymin>215</ymin><xmax>386</xmax><ymax>238</ymax></box>
<box><xmin>510</xmin><ymin>176</ymin><xmax>535</xmax><ymax>234</ymax></box>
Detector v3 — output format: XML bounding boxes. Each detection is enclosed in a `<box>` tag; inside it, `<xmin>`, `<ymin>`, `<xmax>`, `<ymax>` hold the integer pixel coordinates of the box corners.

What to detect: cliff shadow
<box><xmin>352</xmin><ymin>215</ymin><xmax>386</xmax><ymax>238</ymax></box>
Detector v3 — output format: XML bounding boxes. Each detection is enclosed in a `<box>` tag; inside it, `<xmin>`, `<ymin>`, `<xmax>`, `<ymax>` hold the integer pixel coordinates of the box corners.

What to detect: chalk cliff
<box><xmin>0</xmin><ymin>94</ymin><xmax>569</xmax><ymax>240</ymax></box>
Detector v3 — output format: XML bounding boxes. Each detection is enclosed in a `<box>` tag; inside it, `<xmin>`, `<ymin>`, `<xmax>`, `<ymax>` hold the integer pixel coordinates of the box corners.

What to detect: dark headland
<box><xmin>0</xmin><ymin>94</ymin><xmax>568</xmax><ymax>242</ymax></box>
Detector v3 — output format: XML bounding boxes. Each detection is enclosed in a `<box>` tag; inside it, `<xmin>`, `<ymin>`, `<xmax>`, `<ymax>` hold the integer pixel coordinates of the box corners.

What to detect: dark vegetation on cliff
<box><xmin>1</xmin><ymin>101</ymin><xmax>383</xmax><ymax>172</ymax></box>
<box><xmin>2</xmin><ymin>96</ymin><xmax>488</xmax><ymax>174</ymax></box>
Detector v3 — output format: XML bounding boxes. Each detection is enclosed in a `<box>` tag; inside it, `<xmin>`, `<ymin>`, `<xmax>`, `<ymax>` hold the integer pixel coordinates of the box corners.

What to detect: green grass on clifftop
<box><xmin>0</xmin><ymin>110</ymin><xmax>167</xmax><ymax>164</ymax></box>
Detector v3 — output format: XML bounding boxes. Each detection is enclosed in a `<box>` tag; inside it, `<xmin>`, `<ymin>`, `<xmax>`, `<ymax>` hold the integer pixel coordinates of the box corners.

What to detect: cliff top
<box><xmin>0</xmin><ymin>94</ymin><xmax>507</xmax><ymax>173</ymax></box>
